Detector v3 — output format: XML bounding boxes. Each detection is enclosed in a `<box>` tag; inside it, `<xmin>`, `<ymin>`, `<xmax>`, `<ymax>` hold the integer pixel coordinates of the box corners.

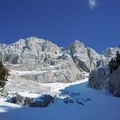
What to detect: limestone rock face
<box><xmin>0</xmin><ymin>38</ymin><xmax>87</xmax><ymax>87</ymax></box>
<box><xmin>0</xmin><ymin>37</ymin><xmax>61</xmax><ymax>64</ymax></box>
<box><xmin>0</xmin><ymin>37</ymin><xmax>119</xmax><ymax>93</ymax></box>
<box><xmin>64</xmin><ymin>40</ymin><xmax>106</xmax><ymax>72</ymax></box>
<box><xmin>88</xmin><ymin>47</ymin><xmax>120</xmax><ymax>97</ymax></box>
<box><xmin>88</xmin><ymin>65</ymin><xmax>120</xmax><ymax>97</ymax></box>
<box><xmin>1</xmin><ymin>38</ymin><xmax>86</xmax><ymax>95</ymax></box>
<box><xmin>88</xmin><ymin>66</ymin><xmax>109</xmax><ymax>89</ymax></box>
<box><xmin>0</xmin><ymin>38</ymin><xmax>118</xmax><ymax>73</ymax></box>
<box><xmin>7</xmin><ymin>54</ymin><xmax>83</xmax><ymax>83</ymax></box>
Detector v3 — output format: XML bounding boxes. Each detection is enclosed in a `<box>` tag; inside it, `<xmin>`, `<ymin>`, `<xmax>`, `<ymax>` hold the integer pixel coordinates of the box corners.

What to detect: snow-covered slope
<box><xmin>0</xmin><ymin>78</ymin><xmax>120</xmax><ymax>120</ymax></box>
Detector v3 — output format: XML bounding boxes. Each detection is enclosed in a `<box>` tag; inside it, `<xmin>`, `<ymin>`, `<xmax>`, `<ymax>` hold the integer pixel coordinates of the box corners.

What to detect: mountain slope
<box><xmin>0</xmin><ymin>37</ymin><xmax>119</xmax><ymax>86</ymax></box>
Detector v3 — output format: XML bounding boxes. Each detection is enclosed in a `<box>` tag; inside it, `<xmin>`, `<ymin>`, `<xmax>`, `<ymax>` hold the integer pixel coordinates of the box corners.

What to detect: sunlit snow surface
<box><xmin>0</xmin><ymin>78</ymin><xmax>120</xmax><ymax>120</ymax></box>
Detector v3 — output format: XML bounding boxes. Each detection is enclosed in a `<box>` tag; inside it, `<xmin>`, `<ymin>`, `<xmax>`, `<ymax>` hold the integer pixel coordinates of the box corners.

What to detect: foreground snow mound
<box><xmin>0</xmin><ymin>97</ymin><xmax>21</xmax><ymax>113</ymax></box>
<box><xmin>0</xmin><ymin>78</ymin><xmax>120</xmax><ymax>120</ymax></box>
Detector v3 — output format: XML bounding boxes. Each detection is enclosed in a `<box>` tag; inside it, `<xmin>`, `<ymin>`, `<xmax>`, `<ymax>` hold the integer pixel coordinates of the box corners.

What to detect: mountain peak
<box><xmin>103</xmin><ymin>47</ymin><xmax>120</xmax><ymax>57</ymax></box>
<box><xmin>71</xmin><ymin>40</ymin><xmax>85</xmax><ymax>48</ymax></box>
<box><xmin>15</xmin><ymin>37</ymin><xmax>45</xmax><ymax>45</ymax></box>
<box><xmin>26</xmin><ymin>37</ymin><xmax>45</xmax><ymax>43</ymax></box>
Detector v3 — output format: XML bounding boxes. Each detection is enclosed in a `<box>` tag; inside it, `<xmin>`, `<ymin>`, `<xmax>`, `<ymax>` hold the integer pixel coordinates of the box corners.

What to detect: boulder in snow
<box><xmin>29</xmin><ymin>94</ymin><xmax>54</xmax><ymax>107</ymax></box>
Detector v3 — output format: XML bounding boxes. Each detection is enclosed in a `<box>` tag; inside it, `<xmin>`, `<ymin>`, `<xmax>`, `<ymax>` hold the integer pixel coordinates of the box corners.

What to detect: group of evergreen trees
<box><xmin>0</xmin><ymin>61</ymin><xmax>9</xmax><ymax>89</ymax></box>
<box><xmin>109</xmin><ymin>51</ymin><xmax>120</xmax><ymax>74</ymax></box>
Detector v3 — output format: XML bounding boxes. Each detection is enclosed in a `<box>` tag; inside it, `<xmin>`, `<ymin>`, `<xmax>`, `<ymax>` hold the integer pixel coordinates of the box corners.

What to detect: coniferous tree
<box><xmin>116</xmin><ymin>51</ymin><xmax>120</xmax><ymax>65</ymax></box>
<box><xmin>109</xmin><ymin>51</ymin><xmax>120</xmax><ymax>74</ymax></box>
<box><xmin>0</xmin><ymin>61</ymin><xmax>9</xmax><ymax>89</ymax></box>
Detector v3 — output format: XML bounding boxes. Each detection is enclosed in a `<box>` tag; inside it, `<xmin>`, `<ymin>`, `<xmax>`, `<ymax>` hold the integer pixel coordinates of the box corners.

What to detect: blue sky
<box><xmin>0</xmin><ymin>0</ymin><xmax>120</xmax><ymax>52</ymax></box>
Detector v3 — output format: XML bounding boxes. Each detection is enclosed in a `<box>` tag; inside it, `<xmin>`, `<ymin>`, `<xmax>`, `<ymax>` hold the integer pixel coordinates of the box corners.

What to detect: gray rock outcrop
<box><xmin>88</xmin><ymin>65</ymin><xmax>120</xmax><ymax>97</ymax></box>
<box><xmin>88</xmin><ymin>66</ymin><xmax>109</xmax><ymax>89</ymax></box>
<box><xmin>29</xmin><ymin>94</ymin><xmax>54</xmax><ymax>107</ymax></box>
<box><xmin>9</xmin><ymin>93</ymin><xmax>54</xmax><ymax>107</ymax></box>
<box><xmin>14</xmin><ymin>93</ymin><xmax>34</xmax><ymax>106</ymax></box>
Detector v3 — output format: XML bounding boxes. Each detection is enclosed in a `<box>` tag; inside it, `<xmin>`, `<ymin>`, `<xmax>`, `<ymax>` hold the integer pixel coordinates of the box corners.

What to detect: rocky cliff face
<box><xmin>0</xmin><ymin>37</ymin><xmax>119</xmax><ymax>95</ymax></box>
<box><xmin>88</xmin><ymin>48</ymin><xmax>120</xmax><ymax>97</ymax></box>
<box><xmin>64</xmin><ymin>40</ymin><xmax>108</xmax><ymax>72</ymax></box>
<box><xmin>0</xmin><ymin>37</ymin><xmax>61</xmax><ymax>64</ymax></box>
<box><xmin>0</xmin><ymin>37</ymin><xmax>119</xmax><ymax>86</ymax></box>
<box><xmin>1</xmin><ymin>37</ymin><xmax>118</xmax><ymax>69</ymax></box>
<box><xmin>88</xmin><ymin>65</ymin><xmax>120</xmax><ymax>97</ymax></box>
<box><xmin>88</xmin><ymin>66</ymin><xmax>109</xmax><ymax>89</ymax></box>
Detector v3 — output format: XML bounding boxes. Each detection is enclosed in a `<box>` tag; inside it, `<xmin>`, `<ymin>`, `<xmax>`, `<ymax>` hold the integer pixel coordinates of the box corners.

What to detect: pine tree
<box><xmin>109</xmin><ymin>58</ymin><xmax>115</xmax><ymax>74</ymax></box>
<box><xmin>116</xmin><ymin>51</ymin><xmax>120</xmax><ymax>65</ymax></box>
<box><xmin>109</xmin><ymin>51</ymin><xmax>120</xmax><ymax>74</ymax></box>
<box><xmin>0</xmin><ymin>61</ymin><xmax>9</xmax><ymax>89</ymax></box>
